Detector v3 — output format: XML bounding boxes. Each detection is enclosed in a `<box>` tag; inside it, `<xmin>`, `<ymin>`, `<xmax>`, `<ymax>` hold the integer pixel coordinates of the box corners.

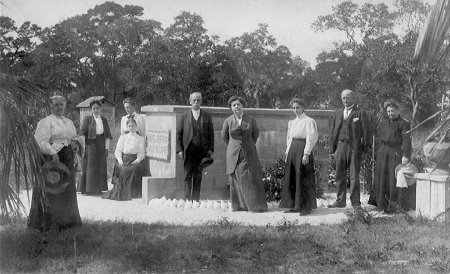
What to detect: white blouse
<box><xmin>93</xmin><ymin>115</ymin><xmax>104</xmax><ymax>134</ymax></box>
<box><xmin>286</xmin><ymin>113</ymin><xmax>318</xmax><ymax>155</ymax></box>
<box><xmin>34</xmin><ymin>114</ymin><xmax>77</xmax><ymax>155</ymax></box>
<box><xmin>115</xmin><ymin>132</ymin><xmax>145</xmax><ymax>163</ymax></box>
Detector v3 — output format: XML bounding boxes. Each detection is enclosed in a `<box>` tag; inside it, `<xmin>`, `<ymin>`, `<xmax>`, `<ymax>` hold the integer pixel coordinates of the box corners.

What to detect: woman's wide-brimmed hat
<box><xmin>395</xmin><ymin>163</ymin><xmax>418</xmax><ymax>186</ymax></box>
<box><xmin>43</xmin><ymin>161</ymin><xmax>70</xmax><ymax>194</ymax></box>
<box><xmin>199</xmin><ymin>156</ymin><xmax>214</xmax><ymax>170</ymax></box>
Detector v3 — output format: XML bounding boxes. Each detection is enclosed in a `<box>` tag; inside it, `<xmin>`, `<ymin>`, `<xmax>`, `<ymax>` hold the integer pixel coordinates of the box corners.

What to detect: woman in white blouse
<box><xmin>279</xmin><ymin>98</ymin><xmax>319</xmax><ymax>216</ymax></box>
<box><xmin>28</xmin><ymin>92</ymin><xmax>82</xmax><ymax>231</ymax></box>
<box><xmin>78</xmin><ymin>100</ymin><xmax>112</xmax><ymax>195</ymax></box>
<box><xmin>103</xmin><ymin>118</ymin><xmax>145</xmax><ymax>200</ymax></box>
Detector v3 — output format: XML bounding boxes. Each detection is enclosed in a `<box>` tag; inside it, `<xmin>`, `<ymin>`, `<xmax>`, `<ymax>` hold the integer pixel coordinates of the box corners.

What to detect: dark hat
<box><xmin>43</xmin><ymin>161</ymin><xmax>71</xmax><ymax>194</ymax></box>
<box><xmin>199</xmin><ymin>156</ymin><xmax>214</xmax><ymax>170</ymax></box>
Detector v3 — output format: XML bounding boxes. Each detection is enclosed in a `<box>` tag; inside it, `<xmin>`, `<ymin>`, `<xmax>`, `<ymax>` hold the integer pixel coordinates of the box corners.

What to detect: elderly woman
<box><xmin>369</xmin><ymin>99</ymin><xmax>414</xmax><ymax>213</ymax></box>
<box><xmin>28</xmin><ymin>92</ymin><xmax>82</xmax><ymax>231</ymax></box>
<box><xmin>78</xmin><ymin>100</ymin><xmax>112</xmax><ymax>195</ymax></box>
<box><xmin>280</xmin><ymin>98</ymin><xmax>318</xmax><ymax>215</ymax></box>
<box><xmin>103</xmin><ymin>118</ymin><xmax>145</xmax><ymax>201</ymax></box>
<box><xmin>221</xmin><ymin>96</ymin><xmax>267</xmax><ymax>212</ymax></box>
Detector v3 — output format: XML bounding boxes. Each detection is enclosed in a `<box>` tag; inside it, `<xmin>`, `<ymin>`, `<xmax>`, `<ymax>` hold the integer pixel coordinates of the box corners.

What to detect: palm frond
<box><xmin>0</xmin><ymin>73</ymin><xmax>49</xmax><ymax>222</ymax></box>
<box><xmin>414</xmin><ymin>0</ymin><xmax>450</xmax><ymax>66</ymax></box>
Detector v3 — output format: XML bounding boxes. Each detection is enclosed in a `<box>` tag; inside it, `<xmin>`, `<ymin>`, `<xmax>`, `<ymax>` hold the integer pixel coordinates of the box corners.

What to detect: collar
<box><xmin>127</xmin><ymin>112</ymin><xmax>137</xmax><ymax>117</ymax></box>
<box><xmin>93</xmin><ymin>115</ymin><xmax>101</xmax><ymax>119</ymax></box>
<box><xmin>295</xmin><ymin>113</ymin><xmax>306</xmax><ymax>119</ymax></box>
<box><xmin>345</xmin><ymin>105</ymin><xmax>355</xmax><ymax>110</ymax></box>
<box><xmin>51</xmin><ymin>114</ymin><xmax>64</xmax><ymax>119</ymax></box>
<box><xmin>234</xmin><ymin>113</ymin><xmax>243</xmax><ymax>120</ymax></box>
<box><xmin>192</xmin><ymin>109</ymin><xmax>200</xmax><ymax>114</ymax></box>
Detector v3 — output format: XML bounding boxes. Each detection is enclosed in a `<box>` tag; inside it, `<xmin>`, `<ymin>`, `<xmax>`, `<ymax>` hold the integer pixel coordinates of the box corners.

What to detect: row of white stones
<box><xmin>146</xmin><ymin>197</ymin><xmax>345</xmax><ymax>210</ymax></box>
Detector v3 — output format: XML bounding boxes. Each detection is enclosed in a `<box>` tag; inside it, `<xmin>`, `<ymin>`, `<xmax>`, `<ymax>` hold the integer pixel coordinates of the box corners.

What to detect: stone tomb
<box><xmin>140</xmin><ymin>105</ymin><xmax>333</xmax><ymax>204</ymax></box>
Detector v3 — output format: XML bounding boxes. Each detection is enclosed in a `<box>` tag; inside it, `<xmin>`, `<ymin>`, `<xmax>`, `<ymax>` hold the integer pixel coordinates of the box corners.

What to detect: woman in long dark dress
<box><xmin>103</xmin><ymin>118</ymin><xmax>145</xmax><ymax>201</ymax></box>
<box><xmin>78</xmin><ymin>100</ymin><xmax>112</xmax><ymax>195</ymax></box>
<box><xmin>280</xmin><ymin>98</ymin><xmax>318</xmax><ymax>215</ymax></box>
<box><xmin>369</xmin><ymin>99</ymin><xmax>414</xmax><ymax>212</ymax></box>
<box><xmin>28</xmin><ymin>92</ymin><xmax>82</xmax><ymax>231</ymax></box>
<box><xmin>221</xmin><ymin>96</ymin><xmax>267</xmax><ymax>212</ymax></box>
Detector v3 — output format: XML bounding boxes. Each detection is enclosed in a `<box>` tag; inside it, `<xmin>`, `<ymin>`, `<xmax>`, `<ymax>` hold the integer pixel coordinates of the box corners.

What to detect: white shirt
<box><xmin>34</xmin><ymin>114</ymin><xmax>77</xmax><ymax>155</ymax></box>
<box><xmin>235</xmin><ymin>114</ymin><xmax>243</xmax><ymax>126</ymax></box>
<box><xmin>115</xmin><ymin>132</ymin><xmax>146</xmax><ymax>163</ymax></box>
<box><xmin>120</xmin><ymin>112</ymin><xmax>146</xmax><ymax>137</ymax></box>
<box><xmin>93</xmin><ymin>115</ymin><xmax>104</xmax><ymax>135</ymax></box>
<box><xmin>285</xmin><ymin>113</ymin><xmax>318</xmax><ymax>155</ymax></box>
<box><xmin>192</xmin><ymin>109</ymin><xmax>200</xmax><ymax>121</ymax></box>
<box><xmin>344</xmin><ymin>105</ymin><xmax>354</xmax><ymax>120</ymax></box>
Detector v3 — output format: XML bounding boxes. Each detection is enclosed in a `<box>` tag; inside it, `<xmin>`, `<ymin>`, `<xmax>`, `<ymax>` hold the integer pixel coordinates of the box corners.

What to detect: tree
<box><xmin>0</xmin><ymin>16</ymin><xmax>42</xmax><ymax>76</ymax></box>
<box><xmin>0</xmin><ymin>73</ymin><xmax>48</xmax><ymax>222</ymax></box>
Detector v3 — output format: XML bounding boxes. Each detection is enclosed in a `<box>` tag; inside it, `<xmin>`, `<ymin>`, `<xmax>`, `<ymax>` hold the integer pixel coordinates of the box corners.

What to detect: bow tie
<box><xmin>127</xmin><ymin>114</ymin><xmax>135</xmax><ymax>119</ymax></box>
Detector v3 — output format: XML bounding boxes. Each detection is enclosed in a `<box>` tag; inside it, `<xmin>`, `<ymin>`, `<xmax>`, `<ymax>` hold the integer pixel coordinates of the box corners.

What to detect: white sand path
<box><xmin>18</xmin><ymin>191</ymin><xmax>376</xmax><ymax>226</ymax></box>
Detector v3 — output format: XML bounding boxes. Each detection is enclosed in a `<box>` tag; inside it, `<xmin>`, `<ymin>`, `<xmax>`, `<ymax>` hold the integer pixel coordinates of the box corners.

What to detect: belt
<box><xmin>292</xmin><ymin>138</ymin><xmax>306</xmax><ymax>142</ymax></box>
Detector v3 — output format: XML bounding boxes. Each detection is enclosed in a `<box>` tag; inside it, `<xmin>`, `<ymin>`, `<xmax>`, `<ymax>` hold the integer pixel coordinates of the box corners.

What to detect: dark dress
<box><xmin>78</xmin><ymin>115</ymin><xmax>112</xmax><ymax>194</ymax></box>
<box><xmin>369</xmin><ymin>116</ymin><xmax>415</xmax><ymax>211</ymax></box>
<box><xmin>280</xmin><ymin>139</ymin><xmax>317</xmax><ymax>211</ymax></box>
<box><xmin>28</xmin><ymin>146</ymin><xmax>82</xmax><ymax>231</ymax></box>
<box><xmin>221</xmin><ymin>114</ymin><xmax>267</xmax><ymax>212</ymax></box>
<box><xmin>102</xmin><ymin>154</ymin><xmax>143</xmax><ymax>201</ymax></box>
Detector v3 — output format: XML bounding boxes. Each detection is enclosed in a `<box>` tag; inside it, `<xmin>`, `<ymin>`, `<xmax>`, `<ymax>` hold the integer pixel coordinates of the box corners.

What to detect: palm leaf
<box><xmin>412</xmin><ymin>113</ymin><xmax>450</xmax><ymax>156</ymax></box>
<box><xmin>414</xmin><ymin>0</ymin><xmax>450</xmax><ymax>66</ymax></box>
<box><xmin>0</xmin><ymin>73</ymin><xmax>49</xmax><ymax>222</ymax></box>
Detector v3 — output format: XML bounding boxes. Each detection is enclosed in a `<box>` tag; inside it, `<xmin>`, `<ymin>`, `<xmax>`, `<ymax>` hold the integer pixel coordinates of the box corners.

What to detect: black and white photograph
<box><xmin>1</xmin><ymin>0</ymin><xmax>450</xmax><ymax>273</ymax></box>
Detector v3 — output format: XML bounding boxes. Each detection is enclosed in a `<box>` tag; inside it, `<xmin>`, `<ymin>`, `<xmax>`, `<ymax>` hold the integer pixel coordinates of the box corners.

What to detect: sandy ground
<box><xmin>18</xmin><ymin>190</ymin><xmax>376</xmax><ymax>227</ymax></box>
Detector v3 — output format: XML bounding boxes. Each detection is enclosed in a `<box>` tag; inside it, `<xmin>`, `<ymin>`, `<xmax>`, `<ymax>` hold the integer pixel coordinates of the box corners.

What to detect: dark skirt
<box><xmin>280</xmin><ymin>139</ymin><xmax>317</xmax><ymax>211</ymax></box>
<box><xmin>102</xmin><ymin>154</ymin><xmax>143</xmax><ymax>201</ymax></box>
<box><xmin>369</xmin><ymin>144</ymin><xmax>416</xmax><ymax>211</ymax></box>
<box><xmin>78</xmin><ymin>134</ymin><xmax>108</xmax><ymax>194</ymax></box>
<box><xmin>229</xmin><ymin>149</ymin><xmax>267</xmax><ymax>212</ymax></box>
<box><xmin>28</xmin><ymin>146</ymin><xmax>82</xmax><ymax>231</ymax></box>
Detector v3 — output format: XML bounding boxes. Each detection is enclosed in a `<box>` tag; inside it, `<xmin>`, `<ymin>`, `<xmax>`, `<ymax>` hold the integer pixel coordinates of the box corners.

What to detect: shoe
<box><xmin>327</xmin><ymin>203</ymin><xmax>345</xmax><ymax>208</ymax></box>
<box><xmin>283</xmin><ymin>209</ymin><xmax>299</xmax><ymax>213</ymax></box>
<box><xmin>299</xmin><ymin>210</ymin><xmax>311</xmax><ymax>216</ymax></box>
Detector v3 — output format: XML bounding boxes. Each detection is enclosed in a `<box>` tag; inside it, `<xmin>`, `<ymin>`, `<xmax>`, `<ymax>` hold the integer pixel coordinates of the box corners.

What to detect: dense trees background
<box><xmin>1</xmin><ymin>0</ymin><xmax>446</xmax><ymax>126</ymax></box>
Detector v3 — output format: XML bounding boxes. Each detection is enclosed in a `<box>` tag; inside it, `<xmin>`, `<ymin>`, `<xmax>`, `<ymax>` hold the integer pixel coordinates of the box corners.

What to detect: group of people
<box><xmin>327</xmin><ymin>89</ymin><xmax>414</xmax><ymax>213</ymax></box>
<box><xmin>28</xmin><ymin>94</ymin><xmax>147</xmax><ymax>231</ymax></box>
<box><xmin>28</xmin><ymin>88</ymin><xmax>415</xmax><ymax>231</ymax></box>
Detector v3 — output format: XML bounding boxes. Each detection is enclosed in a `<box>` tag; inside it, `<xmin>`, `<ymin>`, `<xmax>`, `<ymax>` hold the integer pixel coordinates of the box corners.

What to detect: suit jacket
<box><xmin>221</xmin><ymin>114</ymin><xmax>261</xmax><ymax>175</ymax></box>
<box><xmin>176</xmin><ymin>109</ymin><xmax>214</xmax><ymax>164</ymax></box>
<box><xmin>328</xmin><ymin>106</ymin><xmax>370</xmax><ymax>154</ymax></box>
<box><xmin>80</xmin><ymin>115</ymin><xmax>112</xmax><ymax>140</ymax></box>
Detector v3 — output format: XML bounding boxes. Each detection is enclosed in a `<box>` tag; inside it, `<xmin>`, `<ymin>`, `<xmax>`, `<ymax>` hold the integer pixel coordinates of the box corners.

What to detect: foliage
<box><xmin>0</xmin><ymin>73</ymin><xmax>48</xmax><ymax>221</ymax></box>
<box><xmin>1</xmin><ymin>216</ymin><xmax>450</xmax><ymax>273</ymax></box>
<box><xmin>262</xmin><ymin>157</ymin><xmax>326</xmax><ymax>202</ymax></box>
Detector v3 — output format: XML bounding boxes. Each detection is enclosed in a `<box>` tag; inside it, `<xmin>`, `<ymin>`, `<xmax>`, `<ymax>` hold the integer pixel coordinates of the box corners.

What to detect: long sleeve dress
<box><xmin>221</xmin><ymin>113</ymin><xmax>267</xmax><ymax>212</ymax></box>
<box><xmin>280</xmin><ymin>113</ymin><xmax>319</xmax><ymax>212</ymax></box>
<box><xmin>28</xmin><ymin>114</ymin><xmax>82</xmax><ymax>231</ymax></box>
<box><xmin>103</xmin><ymin>132</ymin><xmax>145</xmax><ymax>200</ymax></box>
<box><xmin>369</xmin><ymin>116</ymin><xmax>414</xmax><ymax>211</ymax></box>
<box><xmin>78</xmin><ymin>115</ymin><xmax>111</xmax><ymax>194</ymax></box>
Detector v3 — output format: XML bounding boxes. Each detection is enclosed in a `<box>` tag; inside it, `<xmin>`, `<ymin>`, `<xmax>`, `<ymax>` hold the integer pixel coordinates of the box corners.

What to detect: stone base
<box><xmin>415</xmin><ymin>173</ymin><xmax>450</xmax><ymax>222</ymax></box>
<box><xmin>142</xmin><ymin>177</ymin><xmax>181</xmax><ymax>204</ymax></box>
<box><xmin>142</xmin><ymin>176</ymin><xmax>230</xmax><ymax>204</ymax></box>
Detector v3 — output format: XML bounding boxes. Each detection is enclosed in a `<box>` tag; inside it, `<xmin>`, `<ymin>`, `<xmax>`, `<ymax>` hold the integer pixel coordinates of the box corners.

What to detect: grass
<box><xmin>1</xmin><ymin>211</ymin><xmax>450</xmax><ymax>273</ymax></box>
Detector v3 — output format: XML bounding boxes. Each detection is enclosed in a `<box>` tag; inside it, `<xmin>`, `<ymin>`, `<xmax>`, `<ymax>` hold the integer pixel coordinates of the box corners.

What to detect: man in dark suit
<box><xmin>328</xmin><ymin>89</ymin><xmax>370</xmax><ymax>208</ymax></box>
<box><xmin>176</xmin><ymin>92</ymin><xmax>214</xmax><ymax>201</ymax></box>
